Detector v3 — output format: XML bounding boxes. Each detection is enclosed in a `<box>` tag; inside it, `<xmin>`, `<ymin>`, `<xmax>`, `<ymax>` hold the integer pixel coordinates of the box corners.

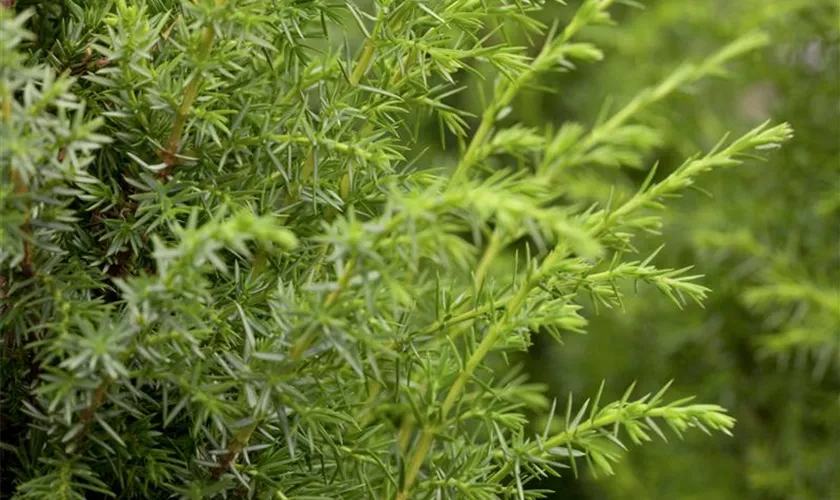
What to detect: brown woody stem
<box><xmin>211</xmin><ymin>420</ymin><xmax>259</xmax><ymax>480</ymax></box>
<box><xmin>76</xmin><ymin>378</ymin><xmax>112</xmax><ymax>443</ymax></box>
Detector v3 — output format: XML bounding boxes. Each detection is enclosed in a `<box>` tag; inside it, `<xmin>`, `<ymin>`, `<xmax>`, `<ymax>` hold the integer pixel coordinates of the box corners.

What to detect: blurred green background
<box><xmin>512</xmin><ymin>1</ymin><xmax>840</xmax><ymax>499</ymax></box>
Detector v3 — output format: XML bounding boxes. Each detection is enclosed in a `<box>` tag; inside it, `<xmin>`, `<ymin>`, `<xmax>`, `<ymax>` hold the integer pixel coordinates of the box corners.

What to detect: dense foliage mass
<box><xmin>0</xmin><ymin>0</ymin><xmax>803</xmax><ymax>499</ymax></box>
<box><xmin>527</xmin><ymin>1</ymin><xmax>840</xmax><ymax>499</ymax></box>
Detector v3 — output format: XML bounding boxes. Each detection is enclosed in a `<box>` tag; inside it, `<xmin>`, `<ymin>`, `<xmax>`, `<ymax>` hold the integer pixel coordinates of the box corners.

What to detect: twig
<box><xmin>158</xmin><ymin>22</ymin><xmax>217</xmax><ymax>177</ymax></box>
<box><xmin>76</xmin><ymin>378</ymin><xmax>112</xmax><ymax>443</ymax></box>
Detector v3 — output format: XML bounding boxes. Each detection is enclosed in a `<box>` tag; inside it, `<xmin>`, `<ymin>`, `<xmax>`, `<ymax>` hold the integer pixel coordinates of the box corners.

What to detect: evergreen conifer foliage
<box><xmin>0</xmin><ymin>1</ymin><xmax>791</xmax><ymax>498</ymax></box>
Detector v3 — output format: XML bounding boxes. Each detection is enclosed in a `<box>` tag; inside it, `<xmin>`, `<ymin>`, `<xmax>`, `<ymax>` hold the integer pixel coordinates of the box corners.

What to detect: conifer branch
<box><xmin>488</xmin><ymin>384</ymin><xmax>736</xmax><ymax>484</ymax></box>
<box><xmin>450</xmin><ymin>0</ymin><xmax>616</xmax><ymax>184</ymax></box>
<box><xmin>160</xmin><ymin>3</ymin><xmax>224</xmax><ymax>174</ymax></box>
<box><xmin>2</xmin><ymin>86</ymin><xmax>32</xmax><ymax>276</ymax></box>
